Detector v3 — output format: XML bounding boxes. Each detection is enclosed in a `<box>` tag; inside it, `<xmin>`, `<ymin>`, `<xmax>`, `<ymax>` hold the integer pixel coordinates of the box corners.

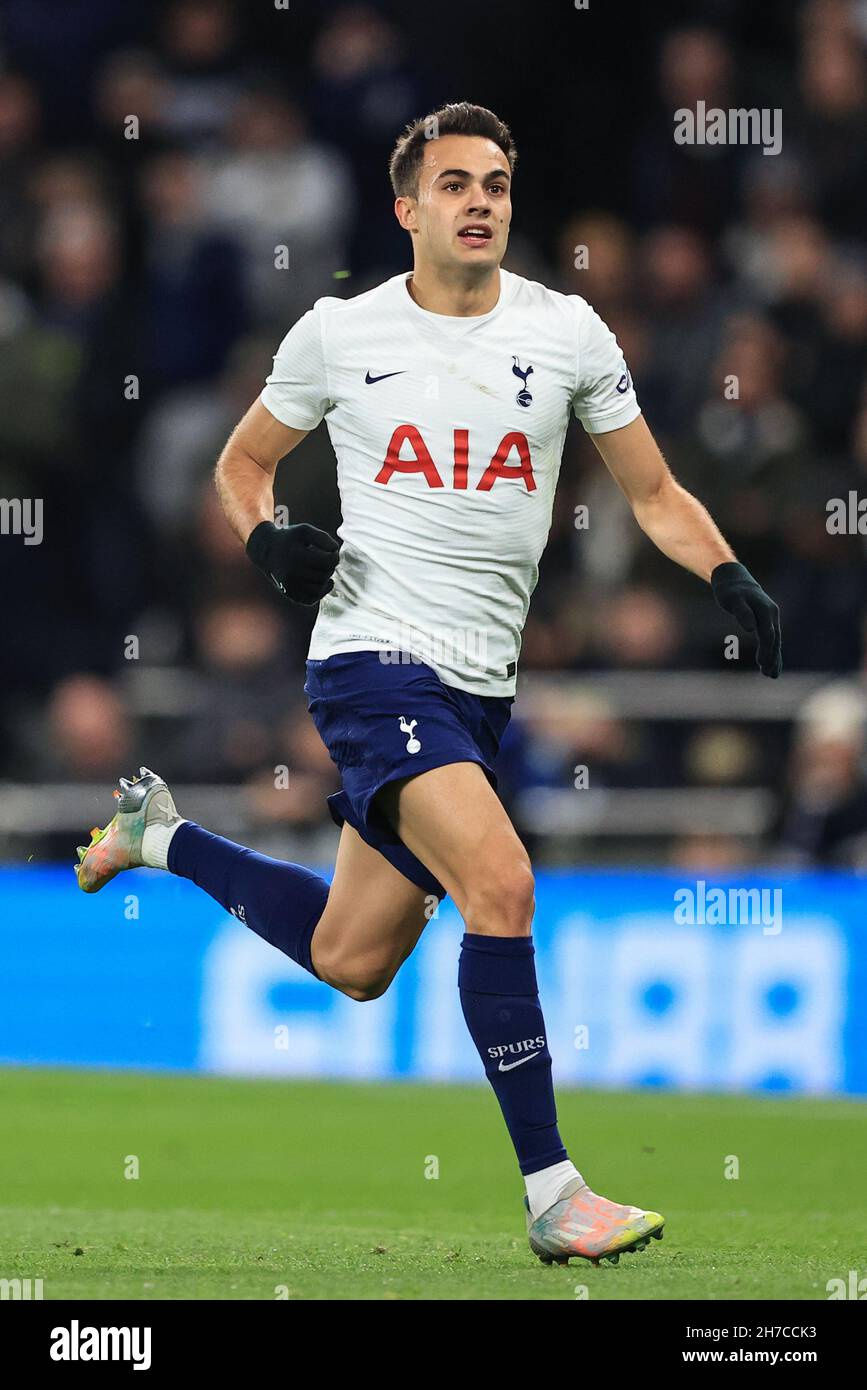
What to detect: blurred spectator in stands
<box><xmin>0</xmin><ymin>281</ymin><xmax>80</xmax><ymax>486</ymax></box>
<box><xmin>30</xmin><ymin>154</ymin><xmax>111</xmax><ymax>230</ymax></box>
<box><xmin>773</xmin><ymin>463</ymin><xmax>867</xmax><ymax>671</ymax></box>
<box><xmin>0</xmin><ymin>0</ymin><xmax>143</xmax><ymax>141</ymax></box>
<box><xmin>92</xmin><ymin>49</ymin><xmax>171</xmax><ymax>273</ymax></box>
<box><xmin>591</xmin><ymin>586</ymin><xmax>685</xmax><ymax>670</ymax></box>
<box><xmin>524</xmin><ymin>581</ymin><xmax>687</xmax><ymax>678</ymax></box>
<box><xmin>135</xmin><ymin>334</ymin><xmax>273</xmax><ymax>534</ymax></box>
<box><xmin>502</xmin><ymin>685</ymin><xmax>672</xmax><ymax>803</ymax></box>
<box><xmin>245</xmin><ymin>703</ymin><xmax>339</xmax><ymax>832</ymax></box>
<box><xmin>723</xmin><ymin>154</ymin><xmax>816</xmax><ymax>308</ymax></box>
<box><xmin>808</xmin><ymin>264</ymin><xmax>867</xmax><ymax>454</ymax></box>
<box><xmin>38</xmin><ymin>675</ymin><xmax>135</xmax><ymax>781</ymax></box>
<box><xmin>669</xmin><ymin>833</ymin><xmax>754</xmax><ymax>869</ymax></box>
<box><xmin>794</xmin><ymin>16</ymin><xmax>867</xmax><ymax>238</ymax></box>
<box><xmin>674</xmin><ymin>313</ymin><xmax>810</xmax><ymax>580</ymax></box>
<box><xmin>35</xmin><ymin>204</ymin><xmax>121</xmax><ymax>338</ymax></box>
<box><xmin>33</xmin><ymin>199</ymin><xmax>150</xmax><ymax>479</ymax></box>
<box><xmin>202</xmin><ymin>84</ymin><xmax>353</xmax><ymax>322</ymax></box>
<box><xmin>309</xmin><ymin>4</ymin><xmax>425</xmax><ymax>274</ymax></box>
<box><xmin>780</xmin><ymin>678</ymin><xmax>867</xmax><ymax>867</ymax></box>
<box><xmin>760</xmin><ymin>214</ymin><xmax>833</xmax><ymax>404</ymax></box>
<box><xmin>682</xmin><ymin>725</ymin><xmax>765</xmax><ymax>787</ymax></box>
<box><xmin>171</xmin><ymin>595</ymin><xmax>297</xmax><ymax>781</ymax></box>
<box><xmin>190</xmin><ymin>476</ymin><xmax>259</xmax><ymax>588</ymax></box>
<box><xmin>520</xmin><ymin>597</ymin><xmax>593</xmax><ymax>676</ymax></box>
<box><xmin>93</xmin><ymin>49</ymin><xmax>170</xmax><ymax>185</ymax></box>
<box><xmin>637</xmin><ymin>225</ymin><xmax>726</xmax><ymax>435</ymax></box>
<box><xmin>157</xmin><ymin>0</ymin><xmax>244</xmax><ymax>148</ymax></box>
<box><xmin>799</xmin><ymin>0</ymin><xmax>862</xmax><ymax>42</ymax></box>
<box><xmin>138</xmin><ymin>148</ymin><xmax>248</xmax><ymax>390</ymax></box>
<box><xmin>0</xmin><ymin>72</ymin><xmax>41</xmax><ymax>283</ymax></box>
<box><xmin>555</xmin><ymin>213</ymin><xmax>637</xmax><ymax>324</ymax></box>
<box><xmin>632</xmin><ymin>27</ymin><xmax>741</xmax><ymax>234</ymax></box>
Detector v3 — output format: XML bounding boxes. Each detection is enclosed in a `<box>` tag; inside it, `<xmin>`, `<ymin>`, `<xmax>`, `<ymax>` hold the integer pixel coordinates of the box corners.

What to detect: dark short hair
<box><xmin>389</xmin><ymin>101</ymin><xmax>517</xmax><ymax>197</ymax></box>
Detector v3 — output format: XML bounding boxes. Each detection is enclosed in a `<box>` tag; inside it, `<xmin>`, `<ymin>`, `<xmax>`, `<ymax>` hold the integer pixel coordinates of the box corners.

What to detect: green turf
<box><xmin>0</xmin><ymin>1067</ymin><xmax>864</xmax><ymax>1300</ymax></box>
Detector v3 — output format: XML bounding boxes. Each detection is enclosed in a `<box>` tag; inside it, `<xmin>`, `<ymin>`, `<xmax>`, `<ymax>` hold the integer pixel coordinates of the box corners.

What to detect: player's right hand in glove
<box><xmin>246</xmin><ymin>520</ymin><xmax>340</xmax><ymax>605</ymax></box>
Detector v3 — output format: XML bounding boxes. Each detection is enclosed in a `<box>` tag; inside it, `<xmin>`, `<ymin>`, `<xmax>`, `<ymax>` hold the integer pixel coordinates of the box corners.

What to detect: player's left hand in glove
<box><xmin>246</xmin><ymin>520</ymin><xmax>340</xmax><ymax>605</ymax></box>
<box><xmin>711</xmin><ymin>560</ymin><xmax>782</xmax><ymax>678</ymax></box>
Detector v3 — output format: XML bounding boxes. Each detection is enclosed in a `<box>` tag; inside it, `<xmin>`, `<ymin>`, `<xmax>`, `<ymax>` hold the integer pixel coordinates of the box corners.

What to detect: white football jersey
<box><xmin>260</xmin><ymin>269</ymin><xmax>640</xmax><ymax>695</ymax></box>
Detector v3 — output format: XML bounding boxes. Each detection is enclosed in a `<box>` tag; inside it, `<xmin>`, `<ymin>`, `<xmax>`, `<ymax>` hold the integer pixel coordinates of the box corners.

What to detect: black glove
<box><xmin>711</xmin><ymin>561</ymin><xmax>782</xmax><ymax>678</ymax></box>
<box><xmin>246</xmin><ymin>520</ymin><xmax>340</xmax><ymax>605</ymax></box>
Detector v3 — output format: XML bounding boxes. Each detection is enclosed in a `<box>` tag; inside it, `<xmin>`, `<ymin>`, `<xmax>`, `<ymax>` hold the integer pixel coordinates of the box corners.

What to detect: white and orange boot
<box><xmin>74</xmin><ymin>768</ymin><xmax>181</xmax><ymax>893</ymax></box>
<box><xmin>527</xmin><ymin>1178</ymin><xmax>665</xmax><ymax>1266</ymax></box>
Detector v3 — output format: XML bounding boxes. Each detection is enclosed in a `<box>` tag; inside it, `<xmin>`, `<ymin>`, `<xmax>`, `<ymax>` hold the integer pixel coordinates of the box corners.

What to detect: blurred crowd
<box><xmin>2</xmin><ymin>0</ymin><xmax>867</xmax><ymax>868</ymax></box>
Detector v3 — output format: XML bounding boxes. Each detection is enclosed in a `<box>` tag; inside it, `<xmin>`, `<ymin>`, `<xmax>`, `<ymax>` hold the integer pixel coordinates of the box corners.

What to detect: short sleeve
<box><xmin>572</xmin><ymin>301</ymin><xmax>641</xmax><ymax>434</ymax></box>
<box><xmin>260</xmin><ymin>304</ymin><xmax>331</xmax><ymax>430</ymax></box>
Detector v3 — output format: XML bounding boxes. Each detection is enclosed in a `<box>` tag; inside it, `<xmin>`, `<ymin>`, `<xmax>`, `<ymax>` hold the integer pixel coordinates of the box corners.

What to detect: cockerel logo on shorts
<box><xmin>399</xmin><ymin>716</ymin><xmax>421</xmax><ymax>754</ymax></box>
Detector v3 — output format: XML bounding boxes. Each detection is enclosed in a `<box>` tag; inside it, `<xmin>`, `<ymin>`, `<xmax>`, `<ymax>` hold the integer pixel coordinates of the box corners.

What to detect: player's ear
<box><xmin>394</xmin><ymin>196</ymin><xmax>417</xmax><ymax>233</ymax></box>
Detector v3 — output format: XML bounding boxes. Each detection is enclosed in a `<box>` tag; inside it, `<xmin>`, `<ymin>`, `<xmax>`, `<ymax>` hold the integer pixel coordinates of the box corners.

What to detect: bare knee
<box><xmin>463</xmin><ymin>855</ymin><xmax>535</xmax><ymax>938</ymax></box>
<box><xmin>341</xmin><ymin>973</ymin><xmax>392</xmax><ymax>1003</ymax></box>
<box><xmin>312</xmin><ymin>943</ymin><xmax>397</xmax><ymax>1002</ymax></box>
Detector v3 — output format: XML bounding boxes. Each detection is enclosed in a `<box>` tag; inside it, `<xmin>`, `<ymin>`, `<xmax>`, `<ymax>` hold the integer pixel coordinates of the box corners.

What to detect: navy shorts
<box><xmin>304</xmin><ymin>651</ymin><xmax>514</xmax><ymax>899</ymax></box>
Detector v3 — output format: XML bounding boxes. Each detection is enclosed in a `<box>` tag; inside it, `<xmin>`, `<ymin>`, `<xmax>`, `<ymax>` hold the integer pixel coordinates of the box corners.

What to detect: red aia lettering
<box><xmin>374</xmin><ymin>424</ymin><xmax>444</xmax><ymax>487</ymax></box>
<box><xmin>476</xmin><ymin>431</ymin><xmax>536</xmax><ymax>493</ymax></box>
<box><xmin>377</xmin><ymin>426</ymin><xmax>535</xmax><ymax>492</ymax></box>
<box><xmin>453</xmin><ymin>428</ymin><xmax>469</xmax><ymax>489</ymax></box>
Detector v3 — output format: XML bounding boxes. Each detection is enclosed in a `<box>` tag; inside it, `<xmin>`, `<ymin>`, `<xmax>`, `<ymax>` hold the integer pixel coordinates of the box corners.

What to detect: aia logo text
<box><xmin>376</xmin><ymin>425</ymin><xmax>537</xmax><ymax>492</ymax></box>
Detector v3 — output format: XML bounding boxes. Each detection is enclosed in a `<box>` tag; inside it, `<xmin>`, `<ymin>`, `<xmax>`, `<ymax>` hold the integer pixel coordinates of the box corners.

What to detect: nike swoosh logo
<box><xmin>498</xmin><ymin>1051</ymin><xmax>541</xmax><ymax>1072</ymax></box>
<box><xmin>365</xmin><ymin>370</ymin><xmax>405</xmax><ymax>384</ymax></box>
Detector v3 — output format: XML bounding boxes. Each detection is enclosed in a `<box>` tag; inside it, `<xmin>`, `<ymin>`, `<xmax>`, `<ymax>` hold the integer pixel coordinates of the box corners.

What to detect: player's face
<box><xmin>398</xmin><ymin>134</ymin><xmax>512</xmax><ymax>274</ymax></box>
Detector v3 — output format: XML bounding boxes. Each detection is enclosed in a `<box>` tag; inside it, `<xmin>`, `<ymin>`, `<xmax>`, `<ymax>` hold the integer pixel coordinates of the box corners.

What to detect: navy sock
<box><xmin>168</xmin><ymin>822</ymin><xmax>327</xmax><ymax>977</ymax></box>
<box><xmin>458</xmin><ymin>933</ymin><xmax>568</xmax><ymax>1176</ymax></box>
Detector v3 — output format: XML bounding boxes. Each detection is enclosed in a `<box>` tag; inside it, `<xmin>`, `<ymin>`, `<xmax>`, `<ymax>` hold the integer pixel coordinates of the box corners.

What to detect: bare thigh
<box><xmin>377</xmin><ymin>761</ymin><xmax>535</xmax><ymax>936</ymax></box>
<box><xmin>311</xmin><ymin>822</ymin><xmax>433</xmax><ymax>999</ymax></box>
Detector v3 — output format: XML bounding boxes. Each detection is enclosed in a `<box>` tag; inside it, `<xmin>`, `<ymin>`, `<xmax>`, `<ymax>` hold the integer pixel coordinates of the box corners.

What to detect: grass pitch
<box><xmin>0</xmin><ymin>1067</ymin><xmax>863</xmax><ymax>1300</ymax></box>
